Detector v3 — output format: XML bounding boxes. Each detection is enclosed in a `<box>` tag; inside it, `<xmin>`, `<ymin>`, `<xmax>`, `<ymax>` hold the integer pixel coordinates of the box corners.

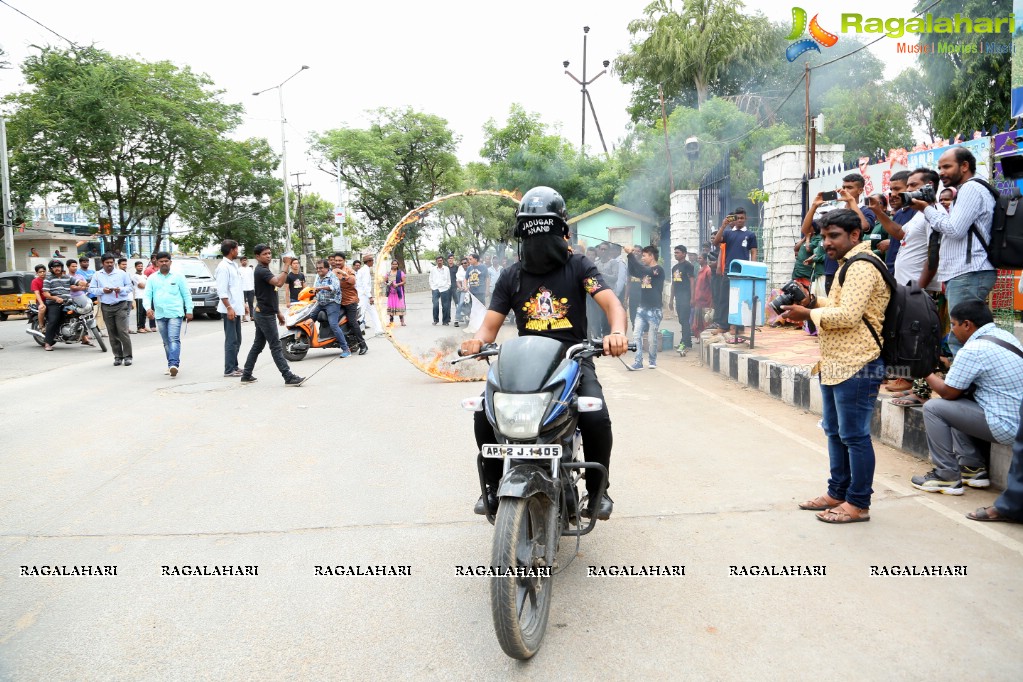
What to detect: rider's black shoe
<box><xmin>582</xmin><ymin>494</ymin><xmax>613</xmax><ymax>520</ymax></box>
<box><xmin>474</xmin><ymin>491</ymin><xmax>497</xmax><ymax>515</ymax></box>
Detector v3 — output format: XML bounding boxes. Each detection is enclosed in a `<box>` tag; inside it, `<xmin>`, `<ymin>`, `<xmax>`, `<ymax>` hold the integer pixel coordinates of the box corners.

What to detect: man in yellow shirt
<box><xmin>782</xmin><ymin>203</ymin><xmax>890</xmax><ymax>524</ymax></box>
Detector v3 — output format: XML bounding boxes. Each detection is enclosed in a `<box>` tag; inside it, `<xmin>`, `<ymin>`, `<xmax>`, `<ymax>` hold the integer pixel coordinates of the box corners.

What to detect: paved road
<box><xmin>1</xmin><ymin>294</ymin><xmax>1022</xmax><ymax>679</ymax></box>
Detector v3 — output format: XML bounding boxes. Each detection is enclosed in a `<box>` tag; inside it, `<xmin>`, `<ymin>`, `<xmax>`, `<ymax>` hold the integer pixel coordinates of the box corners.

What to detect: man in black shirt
<box><xmin>461</xmin><ymin>186</ymin><xmax>628</xmax><ymax>520</ymax></box>
<box><xmin>285</xmin><ymin>259</ymin><xmax>305</xmax><ymax>306</ymax></box>
<box><xmin>625</xmin><ymin>245</ymin><xmax>666</xmax><ymax>370</ymax></box>
<box><xmin>240</xmin><ymin>244</ymin><xmax>304</xmax><ymax>386</ymax></box>
<box><xmin>670</xmin><ymin>245</ymin><xmax>695</xmax><ymax>354</ymax></box>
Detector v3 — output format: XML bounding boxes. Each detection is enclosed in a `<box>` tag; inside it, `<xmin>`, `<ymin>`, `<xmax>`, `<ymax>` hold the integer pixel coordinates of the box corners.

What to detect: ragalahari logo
<box><xmin>786</xmin><ymin>7</ymin><xmax>839</xmax><ymax>62</ymax></box>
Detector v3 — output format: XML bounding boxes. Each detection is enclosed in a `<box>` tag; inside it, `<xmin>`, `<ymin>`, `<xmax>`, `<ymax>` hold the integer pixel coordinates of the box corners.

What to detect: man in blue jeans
<box><xmin>782</xmin><ymin>206</ymin><xmax>890</xmax><ymax>524</ymax></box>
<box><xmin>215</xmin><ymin>239</ymin><xmax>247</xmax><ymax>377</ymax></box>
<box><xmin>309</xmin><ymin>259</ymin><xmax>351</xmax><ymax>358</ymax></box>
<box><xmin>913</xmin><ymin>149</ymin><xmax>997</xmax><ymax>356</ymax></box>
<box><xmin>624</xmin><ymin>244</ymin><xmax>665</xmax><ymax>370</ymax></box>
<box><xmin>143</xmin><ymin>251</ymin><xmax>193</xmax><ymax>377</ymax></box>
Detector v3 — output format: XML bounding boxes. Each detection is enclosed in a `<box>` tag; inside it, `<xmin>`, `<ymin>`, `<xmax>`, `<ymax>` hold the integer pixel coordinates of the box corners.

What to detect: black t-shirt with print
<box><xmin>627</xmin><ymin>254</ymin><xmax>665</xmax><ymax>309</ymax></box>
<box><xmin>489</xmin><ymin>254</ymin><xmax>607</xmax><ymax>345</ymax></box>
<box><xmin>671</xmin><ymin>261</ymin><xmax>694</xmax><ymax>297</ymax></box>
<box><xmin>254</xmin><ymin>264</ymin><xmax>280</xmax><ymax>314</ymax></box>
<box><xmin>286</xmin><ymin>271</ymin><xmax>305</xmax><ymax>301</ymax></box>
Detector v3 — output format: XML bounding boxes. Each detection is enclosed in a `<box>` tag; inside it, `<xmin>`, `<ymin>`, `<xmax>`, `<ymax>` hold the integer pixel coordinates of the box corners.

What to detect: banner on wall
<box><xmin>907</xmin><ymin>137</ymin><xmax>993</xmax><ymax>180</ymax></box>
<box><xmin>1013</xmin><ymin>0</ymin><xmax>1023</xmax><ymax>118</ymax></box>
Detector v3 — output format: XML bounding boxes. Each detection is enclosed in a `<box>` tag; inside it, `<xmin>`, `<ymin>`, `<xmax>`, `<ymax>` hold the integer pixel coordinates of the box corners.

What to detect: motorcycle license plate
<box><xmin>482</xmin><ymin>444</ymin><xmax>562</xmax><ymax>459</ymax></box>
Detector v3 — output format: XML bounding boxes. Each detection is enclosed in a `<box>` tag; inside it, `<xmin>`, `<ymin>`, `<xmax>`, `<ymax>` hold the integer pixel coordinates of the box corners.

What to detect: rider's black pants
<box><xmin>474</xmin><ymin>358</ymin><xmax>612</xmax><ymax>501</ymax></box>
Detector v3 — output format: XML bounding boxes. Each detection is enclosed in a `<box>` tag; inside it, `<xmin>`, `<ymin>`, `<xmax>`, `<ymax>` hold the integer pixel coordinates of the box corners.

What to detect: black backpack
<box><xmin>838</xmin><ymin>254</ymin><xmax>941</xmax><ymax>379</ymax></box>
<box><xmin>964</xmin><ymin>177</ymin><xmax>1023</xmax><ymax>269</ymax></box>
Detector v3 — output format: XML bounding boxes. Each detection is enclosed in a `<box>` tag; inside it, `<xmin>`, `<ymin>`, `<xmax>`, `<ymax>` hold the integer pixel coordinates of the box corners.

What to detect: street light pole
<box><xmin>0</xmin><ymin>117</ymin><xmax>13</xmax><ymax>270</ymax></box>
<box><xmin>253</xmin><ymin>65</ymin><xmax>309</xmax><ymax>254</ymax></box>
<box><xmin>563</xmin><ymin>27</ymin><xmax>610</xmax><ymax>156</ymax></box>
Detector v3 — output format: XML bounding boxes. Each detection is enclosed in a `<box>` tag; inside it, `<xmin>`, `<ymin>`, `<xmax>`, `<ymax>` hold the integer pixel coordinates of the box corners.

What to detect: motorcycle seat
<box><xmin>316</xmin><ymin>311</ymin><xmax>328</xmax><ymax>323</ymax></box>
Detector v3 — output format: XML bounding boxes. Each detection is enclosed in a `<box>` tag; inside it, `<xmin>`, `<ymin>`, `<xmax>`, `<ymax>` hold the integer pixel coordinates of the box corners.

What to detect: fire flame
<box><xmin>370</xmin><ymin>188</ymin><xmax>521</xmax><ymax>383</ymax></box>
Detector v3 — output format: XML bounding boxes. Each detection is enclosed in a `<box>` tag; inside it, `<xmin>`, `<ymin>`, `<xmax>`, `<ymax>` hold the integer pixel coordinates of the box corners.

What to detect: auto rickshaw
<box><xmin>0</xmin><ymin>271</ymin><xmax>38</xmax><ymax>320</ymax></box>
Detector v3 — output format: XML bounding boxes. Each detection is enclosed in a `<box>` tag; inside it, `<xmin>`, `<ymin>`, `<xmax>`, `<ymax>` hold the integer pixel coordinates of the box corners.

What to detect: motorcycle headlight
<box><xmin>493</xmin><ymin>392</ymin><xmax>553</xmax><ymax>440</ymax></box>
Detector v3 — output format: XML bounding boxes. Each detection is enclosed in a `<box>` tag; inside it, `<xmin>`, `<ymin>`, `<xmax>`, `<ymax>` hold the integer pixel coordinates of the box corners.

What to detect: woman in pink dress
<box><xmin>385</xmin><ymin>261</ymin><xmax>406</xmax><ymax>326</ymax></box>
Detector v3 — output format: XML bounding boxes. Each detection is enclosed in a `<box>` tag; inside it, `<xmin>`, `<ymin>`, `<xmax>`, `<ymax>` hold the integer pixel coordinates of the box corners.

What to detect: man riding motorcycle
<box><xmin>461</xmin><ymin>186</ymin><xmax>629</xmax><ymax>519</ymax></box>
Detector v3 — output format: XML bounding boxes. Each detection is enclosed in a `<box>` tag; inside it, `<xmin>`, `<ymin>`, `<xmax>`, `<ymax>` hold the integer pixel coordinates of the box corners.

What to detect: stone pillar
<box><xmin>761</xmin><ymin>144</ymin><xmax>844</xmax><ymax>288</ymax></box>
<box><xmin>669</xmin><ymin>190</ymin><xmax>700</xmax><ymax>253</ymax></box>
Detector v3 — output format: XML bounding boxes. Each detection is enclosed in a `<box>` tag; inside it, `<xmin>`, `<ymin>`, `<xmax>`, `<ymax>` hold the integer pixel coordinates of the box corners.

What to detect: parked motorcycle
<box><xmin>454</xmin><ymin>336</ymin><xmax>635</xmax><ymax>660</ymax></box>
<box><xmin>280</xmin><ymin>288</ymin><xmax>366</xmax><ymax>361</ymax></box>
<box><xmin>26</xmin><ymin>298</ymin><xmax>107</xmax><ymax>352</ymax></box>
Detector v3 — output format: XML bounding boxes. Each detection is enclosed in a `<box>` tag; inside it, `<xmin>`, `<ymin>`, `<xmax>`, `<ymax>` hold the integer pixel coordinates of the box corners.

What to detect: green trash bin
<box><xmin>659</xmin><ymin>329</ymin><xmax>674</xmax><ymax>351</ymax></box>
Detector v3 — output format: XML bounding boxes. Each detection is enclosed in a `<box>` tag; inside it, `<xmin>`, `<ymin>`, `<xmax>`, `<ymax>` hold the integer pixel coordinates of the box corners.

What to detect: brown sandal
<box><xmin>816</xmin><ymin>503</ymin><xmax>870</xmax><ymax>524</ymax></box>
<box><xmin>886</xmin><ymin>378</ymin><xmax>912</xmax><ymax>392</ymax></box>
<box><xmin>966</xmin><ymin>506</ymin><xmax>1017</xmax><ymax>523</ymax></box>
<box><xmin>798</xmin><ymin>494</ymin><xmax>844</xmax><ymax>511</ymax></box>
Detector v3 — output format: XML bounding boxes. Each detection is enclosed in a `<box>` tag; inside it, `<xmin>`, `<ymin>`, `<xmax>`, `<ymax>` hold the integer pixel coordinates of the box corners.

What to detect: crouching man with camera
<box><xmin>780</xmin><ymin>206</ymin><xmax>891</xmax><ymax>524</ymax></box>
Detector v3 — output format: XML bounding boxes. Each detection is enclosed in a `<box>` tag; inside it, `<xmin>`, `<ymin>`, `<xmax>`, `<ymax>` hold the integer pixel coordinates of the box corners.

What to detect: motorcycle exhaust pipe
<box><xmin>26</xmin><ymin>329</ymin><xmax>44</xmax><ymax>339</ymax></box>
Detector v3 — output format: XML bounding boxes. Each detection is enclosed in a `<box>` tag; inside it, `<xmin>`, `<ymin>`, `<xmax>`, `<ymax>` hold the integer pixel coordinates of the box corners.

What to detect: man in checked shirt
<box><xmin>782</xmin><ymin>204</ymin><xmax>890</xmax><ymax>524</ymax></box>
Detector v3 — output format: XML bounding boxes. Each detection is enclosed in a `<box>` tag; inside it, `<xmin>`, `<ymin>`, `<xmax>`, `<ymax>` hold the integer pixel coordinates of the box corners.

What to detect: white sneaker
<box><xmin>169</xmin><ymin>366</ymin><xmax>178</xmax><ymax>377</ymax></box>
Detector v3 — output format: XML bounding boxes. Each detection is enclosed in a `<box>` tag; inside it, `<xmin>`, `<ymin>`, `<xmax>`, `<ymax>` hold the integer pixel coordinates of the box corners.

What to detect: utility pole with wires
<box><xmin>291</xmin><ymin>171</ymin><xmax>312</xmax><ymax>270</ymax></box>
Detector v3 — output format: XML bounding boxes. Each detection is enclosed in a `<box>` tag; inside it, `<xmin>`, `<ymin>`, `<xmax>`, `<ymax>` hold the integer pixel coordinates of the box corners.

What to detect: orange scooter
<box><xmin>280</xmin><ymin>287</ymin><xmax>365</xmax><ymax>361</ymax></box>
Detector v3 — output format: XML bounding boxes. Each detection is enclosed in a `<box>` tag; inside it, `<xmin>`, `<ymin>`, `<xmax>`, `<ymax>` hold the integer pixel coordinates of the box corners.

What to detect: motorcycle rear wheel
<box><xmin>490</xmin><ymin>496</ymin><xmax>554</xmax><ymax>660</ymax></box>
<box><xmin>29</xmin><ymin>318</ymin><xmax>45</xmax><ymax>346</ymax></box>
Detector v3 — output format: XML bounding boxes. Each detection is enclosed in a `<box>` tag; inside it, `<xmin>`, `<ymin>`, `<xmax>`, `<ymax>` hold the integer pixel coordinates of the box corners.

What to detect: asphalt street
<box><xmin>1</xmin><ymin>293</ymin><xmax>1022</xmax><ymax>680</ymax></box>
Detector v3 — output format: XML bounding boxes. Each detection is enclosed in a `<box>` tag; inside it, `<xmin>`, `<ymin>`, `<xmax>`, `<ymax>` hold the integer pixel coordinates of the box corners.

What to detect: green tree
<box><xmin>310</xmin><ymin>107</ymin><xmax>461</xmax><ymax>272</ymax></box>
<box><xmin>475</xmin><ymin>104</ymin><xmax>622</xmax><ymax>216</ymax></box>
<box><xmin>819</xmin><ymin>87</ymin><xmax>914</xmax><ymax>161</ymax></box>
<box><xmin>174</xmin><ymin>137</ymin><xmax>281</xmax><ymax>253</ymax></box>
<box><xmin>4</xmin><ymin>46</ymin><xmax>242</xmax><ymax>253</ymax></box>
<box><xmin>618</xmin><ymin>98</ymin><xmax>798</xmax><ymax>220</ymax></box>
<box><xmin>616</xmin><ymin>0</ymin><xmax>778</xmax><ymax>121</ymax></box>
<box><xmin>436</xmin><ymin>164</ymin><xmax>517</xmax><ymax>258</ymax></box>
<box><xmin>913</xmin><ymin>0</ymin><xmax>1012</xmax><ymax>136</ymax></box>
<box><xmin>891</xmin><ymin>68</ymin><xmax>938</xmax><ymax>143</ymax></box>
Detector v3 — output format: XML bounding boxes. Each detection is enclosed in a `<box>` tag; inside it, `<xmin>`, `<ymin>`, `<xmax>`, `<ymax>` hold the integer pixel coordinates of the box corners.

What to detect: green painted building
<box><xmin>568</xmin><ymin>204</ymin><xmax>660</xmax><ymax>250</ymax></box>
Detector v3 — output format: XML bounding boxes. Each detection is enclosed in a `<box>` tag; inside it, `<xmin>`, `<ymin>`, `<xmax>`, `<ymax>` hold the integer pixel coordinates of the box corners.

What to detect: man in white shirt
<box><xmin>215</xmin><ymin>239</ymin><xmax>248</xmax><ymax>377</ymax></box>
<box><xmin>355</xmin><ymin>254</ymin><xmax>383</xmax><ymax>336</ymax></box>
<box><xmin>872</xmin><ymin>168</ymin><xmax>944</xmax><ymax>293</ymax></box>
<box><xmin>239</xmin><ymin>256</ymin><xmax>256</xmax><ymax>322</ymax></box>
<box><xmin>429</xmin><ymin>255</ymin><xmax>452</xmax><ymax>325</ymax></box>
<box><xmin>131</xmin><ymin>260</ymin><xmax>149</xmax><ymax>333</ymax></box>
<box><xmin>454</xmin><ymin>256</ymin><xmax>469</xmax><ymax>326</ymax></box>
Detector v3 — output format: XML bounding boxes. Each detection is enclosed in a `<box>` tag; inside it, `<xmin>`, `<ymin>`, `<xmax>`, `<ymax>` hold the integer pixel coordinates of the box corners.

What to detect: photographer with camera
<box><xmin>803</xmin><ymin>175</ymin><xmax>876</xmax><ymax>295</ymax></box>
<box><xmin>866</xmin><ymin>168</ymin><xmax>947</xmax><ymax>406</ymax></box>
<box><xmin>781</xmin><ymin>206</ymin><xmax>890</xmax><ymax>524</ymax></box>
<box><xmin>914</xmin><ymin>147</ymin><xmax>996</xmax><ymax>357</ymax></box>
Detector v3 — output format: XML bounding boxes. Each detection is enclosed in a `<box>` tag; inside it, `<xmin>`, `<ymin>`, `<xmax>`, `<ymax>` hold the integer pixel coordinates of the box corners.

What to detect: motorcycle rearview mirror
<box><xmin>461</xmin><ymin>397</ymin><xmax>485</xmax><ymax>412</ymax></box>
<box><xmin>576</xmin><ymin>397</ymin><xmax>604</xmax><ymax>413</ymax></box>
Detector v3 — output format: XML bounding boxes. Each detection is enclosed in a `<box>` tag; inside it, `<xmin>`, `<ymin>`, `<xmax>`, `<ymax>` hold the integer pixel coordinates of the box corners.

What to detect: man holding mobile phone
<box><xmin>90</xmin><ymin>253</ymin><xmax>134</xmax><ymax>366</ymax></box>
<box><xmin>712</xmin><ymin>207</ymin><xmax>758</xmax><ymax>343</ymax></box>
<box><xmin>802</xmin><ymin>174</ymin><xmax>876</xmax><ymax>295</ymax></box>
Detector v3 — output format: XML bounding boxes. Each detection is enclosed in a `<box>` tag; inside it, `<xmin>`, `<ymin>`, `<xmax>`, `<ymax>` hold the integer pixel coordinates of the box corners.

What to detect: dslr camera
<box><xmin>769</xmin><ymin>280</ymin><xmax>808</xmax><ymax>314</ymax></box>
<box><xmin>898</xmin><ymin>185</ymin><xmax>935</xmax><ymax>205</ymax></box>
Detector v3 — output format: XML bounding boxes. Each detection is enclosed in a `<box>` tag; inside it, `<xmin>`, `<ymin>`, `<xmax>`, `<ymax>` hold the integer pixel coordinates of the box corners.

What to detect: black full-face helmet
<box><xmin>515</xmin><ymin>186</ymin><xmax>569</xmax><ymax>239</ymax></box>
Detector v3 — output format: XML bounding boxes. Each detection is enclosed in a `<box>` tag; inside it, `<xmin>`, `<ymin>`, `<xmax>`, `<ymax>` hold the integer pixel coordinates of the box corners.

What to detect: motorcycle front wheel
<box><xmin>490</xmin><ymin>496</ymin><xmax>554</xmax><ymax>660</ymax></box>
<box><xmin>89</xmin><ymin>321</ymin><xmax>108</xmax><ymax>352</ymax></box>
<box><xmin>281</xmin><ymin>334</ymin><xmax>307</xmax><ymax>362</ymax></box>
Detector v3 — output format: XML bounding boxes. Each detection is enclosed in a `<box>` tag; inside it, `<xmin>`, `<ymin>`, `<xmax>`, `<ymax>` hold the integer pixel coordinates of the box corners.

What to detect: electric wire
<box><xmin>0</xmin><ymin>0</ymin><xmax>79</xmax><ymax>48</ymax></box>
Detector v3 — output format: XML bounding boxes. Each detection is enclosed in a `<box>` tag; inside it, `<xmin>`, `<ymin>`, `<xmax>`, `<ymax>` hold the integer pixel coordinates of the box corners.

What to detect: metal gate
<box><xmin>698</xmin><ymin>154</ymin><xmax>730</xmax><ymax>246</ymax></box>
